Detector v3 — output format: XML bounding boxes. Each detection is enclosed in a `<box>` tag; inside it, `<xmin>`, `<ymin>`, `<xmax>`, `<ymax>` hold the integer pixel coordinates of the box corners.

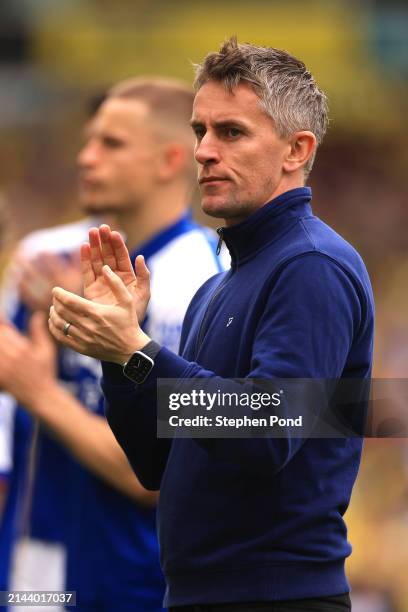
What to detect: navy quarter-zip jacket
<box><xmin>103</xmin><ymin>187</ymin><xmax>374</xmax><ymax>607</ymax></box>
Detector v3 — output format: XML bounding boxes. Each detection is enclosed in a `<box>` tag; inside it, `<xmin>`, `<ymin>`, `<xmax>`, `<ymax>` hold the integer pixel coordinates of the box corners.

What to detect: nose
<box><xmin>77</xmin><ymin>140</ymin><xmax>99</xmax><ymax>169</ymax></box>
<box><xmin>194</xmin><ymin>133</ymin><xmax>221</xmax><ymax>166</ymax></box>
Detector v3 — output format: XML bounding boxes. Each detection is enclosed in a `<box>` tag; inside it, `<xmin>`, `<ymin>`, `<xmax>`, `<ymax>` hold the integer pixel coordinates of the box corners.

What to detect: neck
<box><xmin>224</xmin><ymin>174</ymin><xmax>306</xmax><ymax>227</ymax></box>
<box><xmin>118</xmin><ymin>182</ymin><xmax>191</xmax><ymax>251</ymax></box>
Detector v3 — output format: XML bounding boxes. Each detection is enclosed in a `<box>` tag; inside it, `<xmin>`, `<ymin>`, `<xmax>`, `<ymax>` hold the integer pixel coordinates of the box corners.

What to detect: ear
<box><xmin>158</xmin><ymin>143</ymin><xmax>189</xmax><ymax>181</ymax></box>
<box><xmin>283</xmin><ymin>131</ymin><xmax>317</xmax><ymax>174</ymax></box>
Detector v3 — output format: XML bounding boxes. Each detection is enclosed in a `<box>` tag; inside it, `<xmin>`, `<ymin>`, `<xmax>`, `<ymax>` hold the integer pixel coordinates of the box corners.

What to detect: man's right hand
<box><xmin>81</xmin><ymin>224</ymin><xmax>150</xmax><ymax>323</ymax></box>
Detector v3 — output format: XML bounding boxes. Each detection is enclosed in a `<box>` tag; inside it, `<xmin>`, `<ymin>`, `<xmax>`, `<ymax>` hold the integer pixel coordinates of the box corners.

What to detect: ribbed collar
<box><xmin>218</xmin><ymin>187</ymin><xmax>312</xmax><ymax>266</ymax></box>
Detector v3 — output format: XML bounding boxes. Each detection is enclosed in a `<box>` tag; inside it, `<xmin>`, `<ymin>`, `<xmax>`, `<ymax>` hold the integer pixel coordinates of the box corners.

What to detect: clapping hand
<box><xmin>49</xmin><ymin>225</ymin><xmax>151</xmax><ymax>364</ymax></box>
<box><xmin>13</xmin><ymin>250</ymin><xmax>82</xmax><ymax>312</ymax></box>
<box><xmin>82</xmin><ymin>225</ymin><xmax>150</xmax><ymax>320</ymax></box>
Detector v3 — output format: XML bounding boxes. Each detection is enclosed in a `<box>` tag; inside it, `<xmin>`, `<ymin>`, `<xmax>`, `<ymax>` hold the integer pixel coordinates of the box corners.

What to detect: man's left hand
<box><xmin>49</xmin><ymin>265</ymin><xmax>150</xmax><ymax>365</ymax></box>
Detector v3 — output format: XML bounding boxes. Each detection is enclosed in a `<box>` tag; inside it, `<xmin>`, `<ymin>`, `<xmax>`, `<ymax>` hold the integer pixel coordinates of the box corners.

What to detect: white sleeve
<box><xmin>0</xmin><ymin>394</ymin><xmax>15</xmax><ymax>477</ymax></box>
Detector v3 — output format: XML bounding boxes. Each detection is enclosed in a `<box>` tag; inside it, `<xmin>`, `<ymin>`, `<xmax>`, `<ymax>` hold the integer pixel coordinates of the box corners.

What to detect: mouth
<box><xmin>80</xmin><ymin>176</ymin><xmax>101</xmax><ymax>189</ymax></box>
<box><xmin>199</xmin><ymin>177</ymin><xmax>229</xmax><ymax>186</ymax></box>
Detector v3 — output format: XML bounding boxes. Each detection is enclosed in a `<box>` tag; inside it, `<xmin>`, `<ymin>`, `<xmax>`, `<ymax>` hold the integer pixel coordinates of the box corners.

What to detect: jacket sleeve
<box><xmin>103</xmin><ymin>253</ymin><xmax>370</xmax><ymax>487</ymax></box>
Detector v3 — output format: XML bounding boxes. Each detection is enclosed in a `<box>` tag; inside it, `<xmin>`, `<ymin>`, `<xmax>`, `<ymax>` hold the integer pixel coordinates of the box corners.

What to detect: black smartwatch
<box><xmin>122</xmin><ymin>341</ymin><xmax>161</xmax><ymax>384</ymax></box>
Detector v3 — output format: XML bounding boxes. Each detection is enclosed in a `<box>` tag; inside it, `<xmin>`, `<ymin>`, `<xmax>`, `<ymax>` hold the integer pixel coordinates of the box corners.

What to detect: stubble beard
<box><xmin>201</xmin><ymin>192</ymin><xmax>254</xmax><ymax>224</ymax></box>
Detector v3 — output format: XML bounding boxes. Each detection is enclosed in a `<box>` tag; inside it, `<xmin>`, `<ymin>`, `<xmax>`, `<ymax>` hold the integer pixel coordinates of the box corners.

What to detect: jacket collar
<box><xmin>218</xmin><ymin>187</ymin><xmax>312</xmax><ymax>266</ymax></box>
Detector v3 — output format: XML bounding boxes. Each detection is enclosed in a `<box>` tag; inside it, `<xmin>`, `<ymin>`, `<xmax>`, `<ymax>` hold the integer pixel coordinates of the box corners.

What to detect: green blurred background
<box><xmin>0</xmin><ymin>1</ymin><xmax>407</xmax><ymax>610</ymax></box>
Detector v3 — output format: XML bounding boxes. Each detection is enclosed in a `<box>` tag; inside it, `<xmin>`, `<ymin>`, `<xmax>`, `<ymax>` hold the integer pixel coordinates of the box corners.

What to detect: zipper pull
<box><xmin>216</xmin><ymin>228</ymin><xmax>223</xmax><ymax>255</ymax></box>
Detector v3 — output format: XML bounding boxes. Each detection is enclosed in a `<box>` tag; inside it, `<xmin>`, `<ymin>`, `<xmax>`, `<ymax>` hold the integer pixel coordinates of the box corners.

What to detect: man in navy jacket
<box><xmin>49</xmin><ymin>38</ymin><xmax>374</xmax><ymax>611</ymax></box>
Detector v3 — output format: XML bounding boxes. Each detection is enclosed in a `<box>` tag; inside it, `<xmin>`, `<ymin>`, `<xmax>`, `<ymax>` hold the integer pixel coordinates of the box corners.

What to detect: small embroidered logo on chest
<box><xmin>226</xmin><ymin>316</ymin><xmax>234</xmax><ymax>327</ymax></box>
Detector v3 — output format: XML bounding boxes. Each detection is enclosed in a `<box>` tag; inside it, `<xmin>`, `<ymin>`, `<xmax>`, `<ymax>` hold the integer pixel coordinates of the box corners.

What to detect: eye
<box><xmin>193</xmin><ymin>126</ymin><xmax>206</xmax><ymax>141</ymax></box>
<box><xmin>226</xmin><ymin>127</ymin><xmax>241</xmax><ymax>138</ymax></box>
<box><xmin>103</xmin><ymin>136</ymin><xmax>123</xmax><ymax>149</ymax></box>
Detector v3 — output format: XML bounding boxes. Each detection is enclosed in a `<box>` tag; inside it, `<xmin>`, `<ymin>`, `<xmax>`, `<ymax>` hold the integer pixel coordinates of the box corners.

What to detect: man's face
<box><xmin>78</xmin><ymin>98</ymin><xmax>161</xmax><ymax>214</ymax></box>
<box><xmin>191</xmin><ymin>80</ymin><xmax>291</xmax><ymax>224</ymax></box>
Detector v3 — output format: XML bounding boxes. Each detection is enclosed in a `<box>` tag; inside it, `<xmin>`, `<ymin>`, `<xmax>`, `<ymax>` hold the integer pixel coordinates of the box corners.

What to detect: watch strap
<box><xmin>139</xmin><ymin>340</ymin><xmax>162</xmax><ymax>361</ymax></box>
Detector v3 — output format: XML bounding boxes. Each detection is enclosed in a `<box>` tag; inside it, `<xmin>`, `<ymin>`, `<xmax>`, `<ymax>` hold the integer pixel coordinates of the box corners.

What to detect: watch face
<box><xmin>123</xmin><ymin>351</ymin><xmax>154</xmax><ymax>384</ymax></box>
<box><xmin>132</xmin><ymin>355</ymin><xmax>142</xmax><ymax>368</ymax></box>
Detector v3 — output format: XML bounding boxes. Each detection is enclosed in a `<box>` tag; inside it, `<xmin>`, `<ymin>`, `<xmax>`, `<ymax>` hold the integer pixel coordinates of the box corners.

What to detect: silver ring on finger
<box><xmin>63</xmin><ymin>322</ymin><xmax>72</xmax><ymax>336</ymax></box>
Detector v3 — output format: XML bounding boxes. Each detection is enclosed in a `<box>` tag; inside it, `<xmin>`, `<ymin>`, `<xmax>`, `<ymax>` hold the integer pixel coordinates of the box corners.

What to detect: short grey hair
<box><xmin>194</xmin><ymin>37</ymin><xmax>329</xmax><ymax>175</ymax></box>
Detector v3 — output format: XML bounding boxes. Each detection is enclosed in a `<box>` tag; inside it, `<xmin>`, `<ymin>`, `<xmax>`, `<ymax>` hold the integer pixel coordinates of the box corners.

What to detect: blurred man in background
<box><xmin>0</xmin><ymin>77</ymin><xmax>228</xmax><ymax>611</ymax></box>
<box><xmin>0</xmin><ymin>91</ymin><xmax>109</xmax><ymax>612</ymax></box>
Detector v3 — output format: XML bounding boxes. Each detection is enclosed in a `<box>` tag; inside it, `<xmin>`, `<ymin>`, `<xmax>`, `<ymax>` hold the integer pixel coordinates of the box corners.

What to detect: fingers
<box><xmin>37</xmin><ymin>252</ymin><xmax>65</xmax><ymax>278</ymax></box>
<box><xmin>49</xmin><ymin>305</ymin><xmax>91</xmax><ymax>344</ymax></box>
<box><xmin>102</xmin><ymin>265</ymin><xmax>133</xmax><ymax>305</ymax></box>
<box><xmin>134</xmin><ymin>255</ymin><xmax>151</xmax><ymax>294</ymax></box>
<box><xmin>89</xmin><ymin>227</ymin><xmax>104</xmax><ymax>276</ymax></box>
<box><xmin>99</xmin><ymin>225</ymin><xmax>117</xmax><ymax>270</ymax></box>
<box><xmin>110</xmin><ymin>230</ymin><xmax>134</xmax><ymax>273</ymax></box>
<box><xmin>48</xmin><ymin>315</ymin><xmax>85</xmax><ymax>352</ymax></box>
<box><xmin>18</xmin><ymin>256</ymin><xmax>40</xmax><ymax>285</ymax></box>
<box><xmin>19</xmin><ymin>277</ymin><xmax>51</xmax><ymax>312</ymax></box>
<box><xmin>0</xmin><ymin>325</ymin><xmax>24</xmax><ymax>384</ymax></box>
<box><xmin>80</xmin><ymin>243</ymin><xmax>96</xmax><ymax>288</ymax></box>
<box><xmin>49</xmin><ymin>300</ymin><xmax>86</xmax><ymax>335</ymax></box>
<box><xmin>91</xmin><ymin>224</ymin><xmax>134</xmax><ymax>276</ymax></box>
<box><xmin>29</xmin><ymin>311</ymin><xmax>51</xmax><ymax>347</ymax></box>
<box><xmin>16</xmin><ymin>248</ymin><xmax>84</xmax><ymax>312</ymax></box>
<box><xmin>17</xmin><ymin>252</ymin><xmax>83</xmax><ymax>310</ymax></box>
<box><xmin>51</xmin><ymin>287</ymin><xmax>100</xmax><ymax>340</ymax></box>
<box><xmin>134</xmin><ymin>255</ymin><xmax>150</xmax><ymax>280</ymax></box>
<box><xmin>49</xmin><ymin>283</ymin><xmax>100</xmax><ymax>353</ymax></box>
<box><xmin>18</xmin><ymin>257</ymin><xmax>52</xmax><ymax>311</ymax></box>
<box><xmin>0</xmin><ymin>321</ymin><xmax>27</xmax><ymax>355</ymax></box>
<box><xmin>52</xmin><ymin>287</ymin><xmax>96</xmax><ymax>317</ymax></box>
<box><xmin>29</xmin><ymin>312</ymin><xmax>58</xmax><ymax>367</ymax></box>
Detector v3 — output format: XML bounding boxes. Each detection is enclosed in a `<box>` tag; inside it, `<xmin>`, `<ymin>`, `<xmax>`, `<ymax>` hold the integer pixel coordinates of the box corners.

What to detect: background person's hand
<box><xmin>16</xmin><ymin>251</ymin><xmax>82</xmax><ymax>312</ymax></box>
<box><xmin>81</xmin><ymin>225</ymin><xmax>150</xmax><ymax>323</ymax></box>
<box><xmin>0</xmin><ymin>312</ymin><xmax>57</xmax><ymax>403</ymax></box>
